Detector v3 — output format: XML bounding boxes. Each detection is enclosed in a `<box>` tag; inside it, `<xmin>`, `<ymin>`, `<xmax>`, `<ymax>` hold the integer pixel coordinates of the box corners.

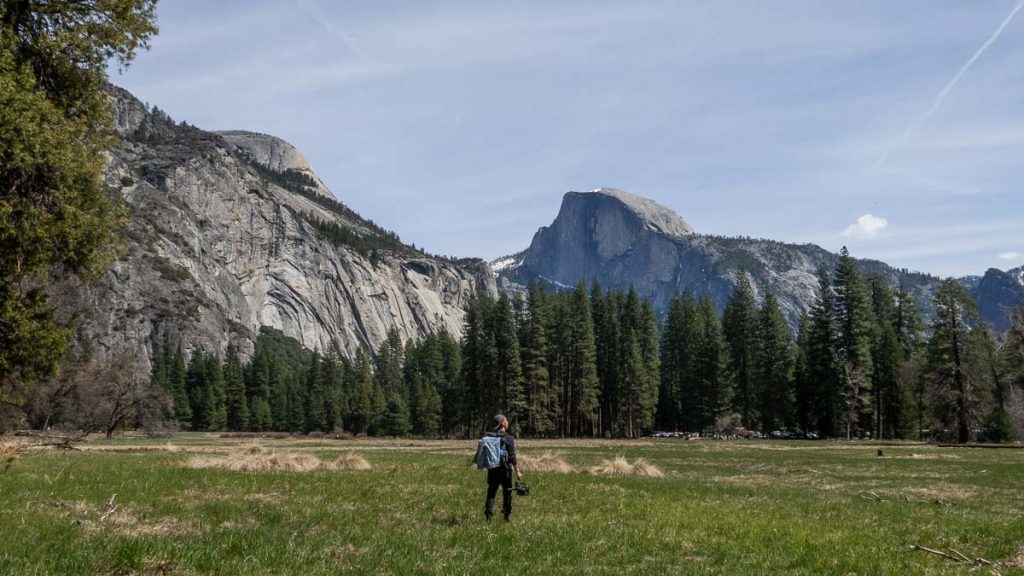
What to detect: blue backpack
<box><xmin>475</xmin><ymin>435</ymin><xmax>507</xmax><ymax>469</ymax></box>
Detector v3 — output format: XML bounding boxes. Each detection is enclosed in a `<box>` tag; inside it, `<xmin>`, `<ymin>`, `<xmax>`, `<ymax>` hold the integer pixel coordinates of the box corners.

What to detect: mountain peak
<box><xmin>216</xmin><ymin>130</ymin><xmax>334</xmax><ymax>200</ymax></box>
<box><xmin>579</xmin><ymin>188</ymin><xmax>695</xmax><ymax>238</ymax></box>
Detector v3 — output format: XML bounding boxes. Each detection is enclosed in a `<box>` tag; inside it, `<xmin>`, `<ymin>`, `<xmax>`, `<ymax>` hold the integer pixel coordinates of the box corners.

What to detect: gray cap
<box><xmin>493</xmin><ymin>414</ymin><xmax>507</xmax><ymax>430</ymax></box>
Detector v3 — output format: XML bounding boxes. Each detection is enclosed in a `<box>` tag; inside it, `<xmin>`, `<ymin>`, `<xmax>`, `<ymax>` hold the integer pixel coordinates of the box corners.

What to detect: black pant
<box><xmin>485</xmin><ymin>466</ymin><xmax>512</xmax><ymax>519</ymax></box>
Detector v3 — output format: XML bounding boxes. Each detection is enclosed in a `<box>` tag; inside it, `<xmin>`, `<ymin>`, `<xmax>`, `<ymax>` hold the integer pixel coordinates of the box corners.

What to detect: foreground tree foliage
<box><xmin>0</xmin><ymin>0</ymin><xmax>158</xmax><ymax>412</ymax></box>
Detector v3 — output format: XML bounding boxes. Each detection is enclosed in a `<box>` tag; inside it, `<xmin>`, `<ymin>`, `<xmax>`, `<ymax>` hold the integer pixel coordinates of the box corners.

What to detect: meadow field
<box><xmin>1</xmin><ymin>434</ymin><xmax>1022</xmax><ymax>575</ymax></box>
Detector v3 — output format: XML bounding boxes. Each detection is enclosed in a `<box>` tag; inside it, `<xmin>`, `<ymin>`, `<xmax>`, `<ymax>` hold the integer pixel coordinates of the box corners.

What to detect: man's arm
<box><xmin>507</xmin><ymin>435</ymin><xmax>523</xmax><ymax>481</ymax></box>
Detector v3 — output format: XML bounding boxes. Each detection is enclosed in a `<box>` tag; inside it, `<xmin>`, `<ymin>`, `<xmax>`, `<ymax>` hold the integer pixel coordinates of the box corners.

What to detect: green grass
<box><xmin>1</xmin><ymin>435</ymin><xmax>1022</xmax><ymax>575</ymax></box>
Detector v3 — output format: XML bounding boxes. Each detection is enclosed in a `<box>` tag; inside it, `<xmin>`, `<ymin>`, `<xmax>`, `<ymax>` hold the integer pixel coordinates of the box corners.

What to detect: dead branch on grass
<box><xmin>910</xmin><ymin>544</ymin><xmax>995</xmax><ymax>568</ymax></box>
<box><xmin>99</xmin><ymin>494</ymin><xmax>118</xmax><ymax>522</ymax></box>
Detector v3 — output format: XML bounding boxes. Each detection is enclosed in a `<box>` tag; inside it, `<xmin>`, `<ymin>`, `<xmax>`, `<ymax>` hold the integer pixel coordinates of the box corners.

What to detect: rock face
<box><xmin>975</xmin><ymin>267</ymin><xmax>1024</xmax><ymax>332</ymax></box>
<box><xmin>74</xmin><ymin>87</ymin><xmax>495</xmax><ymax>368</ymax></box>
<box><xmin>217</xmin><ymin>130</ymin><xmax>335</xmax><ymax>200</ymax></box>
<box><xmin>497</xmin><ymin>189</ymin><xmax>944</xmax><ymax>330</ymax></box>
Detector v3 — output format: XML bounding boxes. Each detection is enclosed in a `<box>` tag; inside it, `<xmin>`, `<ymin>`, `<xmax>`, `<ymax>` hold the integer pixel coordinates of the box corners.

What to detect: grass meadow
<box><xmin>1</xmin><ymin>434</ymin><xmax>1022</xmax><ymax>575</ymax></box>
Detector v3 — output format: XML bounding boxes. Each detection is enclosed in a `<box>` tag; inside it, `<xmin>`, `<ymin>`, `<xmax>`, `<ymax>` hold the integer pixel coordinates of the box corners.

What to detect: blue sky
<box><xmin>111</xmin><ymin>1</ymin><xmax>1024</xmax><ymax>278</ymax></box>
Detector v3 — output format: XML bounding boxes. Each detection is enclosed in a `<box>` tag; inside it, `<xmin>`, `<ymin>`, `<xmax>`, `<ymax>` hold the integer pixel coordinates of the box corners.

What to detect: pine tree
<box><xmin>305</xmin><ymin>351</ymin><xmax>327</xmax><ymax>432</ymax></box>
<box><xmin>1005</xmin><ymin>306</ymin><xmax>1024</xmax><ymax>392</ymax></box>
<box><xmin>694</xmin><ymin>297</ymin><xmax>731</xmax><ymax>432</ymax></box>
<box><xmin>792</xmin><ymin>314</ymin><xmax>815</xmax><ymax>435</ymax></box>
<box><xmin>492</xmin><ymin>294</ymin><xmax>525</xmax><ymax>427</ymax></box>
<box><xmin>417</xmin><ymin>379</ymin><xmax>443</xmax><ymax>437</ymax></box>
<box><xmin>348</xmin><ymin>350</ymin><xmax>374</xmax><ymax>434</ymax></box>
<box><xmin>461</xmin><ymin>294</ymin><xmax>496</xmax><ymax>432</ymax></box>
<box><xmin>382</xmin><ymin>392</ymin><xmax>410</xmax><ymax>436</ymax></box>
<box><xmin>867</xmin><ymin>276</ymin><xmax>906</xmax><ymax>439</ymax></box>
<box><xmin>522</xmin><ymin>282</ymin><xmax>553</xmax><ymax>436</ymax></box>
<box><xmin>168</xmin><ymin>344</ymin><xmax>191</xmax><ymax>428</ymax></box>
<box><xmin>723</xmin><ymin>273</ymin><xmax>759</xmax><ymax>429</ymax></box>
<box><xmin>637</xmin><ymin>301</ymin><xmax>661</xmax><ymax>435</ymax></box>
<box><xmin>806</xmin><ymin>267</ymin><xmax>841</xmax><ymax>437</ymax></box>
<box><xmin>834</xmin><ymin>247</ymin><xmax>874</xmax><ymax>439</ymax></box>
<box><xmin>0</xmin><ymin>1</ymin><xmax>158</xmax><ymax>398</ymax></box>
<box><xmin>659</xmin><ymin>293</ymin><xmax>694</xmax><ymax>431</ymax></box>
<box><xmin>246</xmin><ymin>344</ymin><xmax>273</xmax><ymax>431</ymax></box>
<box><xmin>286</xmin><ymin>370</ymin><xmax>305</xmax><ymax>433</ymax></box>
<box><xmin>269</xmin><ymin>357</ymin><xmax>289</xmax><ymax>431</ymax></box>
<box><xmin>927</xmin><ymin>279</ymin><xmax>980</xmax><ymax>443</ymax></box>
<box><xmin>568</xmin><ymin>282</ymin><xmax>600</xmax><ymax>436</ymax></box>
<box><xmin>186</xmin><ymin>350</ymin><xmax>209</xmax><ymax>431</ymax></box>
<box><xmin>205</xmin><ymin>352</ymin><xmax>227</xmax><ymax>431</ymax></box>
<box><xmin>224</xmin><ymin>344</ymin><xmax>249</xmax><ymax>431</ymax></box>
<box><xmin>321</xmin><ymin>351</ymin><xmax>344</xmax><ymax>432</ymax></box>
<box><xmin>756</xmin><ymin>291</ymin><xmax>794</xmax><ymax>433</ymax></box>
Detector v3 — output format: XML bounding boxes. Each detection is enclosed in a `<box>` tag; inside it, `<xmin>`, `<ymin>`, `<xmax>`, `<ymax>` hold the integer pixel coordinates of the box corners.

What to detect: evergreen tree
<box><xmin>305</xmin><ymin>351</ymin><xmax>327</xmax><ymax>432</ymax></box>
<box><xmin>205</xmin><ymin>352</ymin><xmax>227</xmax><ymax>431</ymax></box>
<box><xmin>756</xmin><ymin>291</ymin><xmax>794</xmax><ymax>433</ymax></box>
<box><xmin>833</xmin><ymin>247</ymin><xmax>874</xmax><ymax>439</ymax></box>
<box><xmin>694</xmin><ymin>297</ymin><xmax>732</xmax><ymax>432</ymax></box>
<box><xmin>792</xmin><ymin>314</ymin><xmax>814</xmax><ymax>434</ymax></box>
<box><xmin>286</xmin><ymin>370</ymin><xmax>305</xmax><ymax>433</ymax></box>
<box><xmin>806</xmin><ymin>267</ymin><xmax>841</xmax><ymax>437</ymax></box>
<box><xmin>0</xmin><ymin>1</ymin><xmax>158</xmax><ymax>401</ymax></box>
<box><xmin>186</xmin><ymin>350</ymin><xmax>209</xmax><ymax>431</ymax></box>
<box><xmin>224</xmin><ymin>344</ymin><xmax>249</xmax><ymax>431</ymax></box>
<box><xmin>492</xmin><ymin>294</ymin><xmax>525</xmax><ymax>427</ymax></box>
<box><xmin>246</xmin><ymin>344</ymin><xmax>273</xmax><ymax>431</ymax></box>
<box><xmin>461</xmin><ymin>294</ymin><xmax>496</xmax><ymax>432</ymax></box>
<box><xmin>723</xmin><ymin>273</ymin><xmax>759</xmax><ymax>429</ymax></box>
<box><xmin>168</xmin><ymin>344</ymin><xmax>191</xmax><ymax>428</ymax></box>
<box><xmin>568</xmin><ymin>282</ymin><xmax>600</xmax><ymax>436</ymax></box>
<box><xmin>521</xmin><ymin>282</ymin><xmax>554</xmax><ymax>436</ymax></box>
<box><xmin>659</xmin><ymin>293</ymin><xmax>695</xmax><ymax>431</ymax></box>
<box><xmin>637</xmin><ymin>301</ymin><xmax>661</xmax><ymax>435</ymax></box>
<box><xmin>321</xmin><ymin>351</ymin><xmax>345</xmax><ymax>432</ymax></box>
<box><xmin>867</xmin><ymin>276</ymin><xmax>906</xmax><ymax>439</ymax></box>
<box><xmin>926</xmin><ymin>279</ymin><xmax>980</xmax><ymax>443</ymax></box>
<box><xmin>417</xmin><ymin>379</ymin><xmax>443</xmax><ymax>437</ymax></box>
<box><xmin>382</xmin><ymin>392</ymin><xmax>410</xmax><ymax>436</ymax></box>
<box><xmin>348</xmin><ymin>349</ymin><xmax>374</xmax><ymax>434</ymax></box>
<box><xmin>1005</xmin><ymin>306</ymin><xmax>1024</xmax><ymax>392</ymax></box>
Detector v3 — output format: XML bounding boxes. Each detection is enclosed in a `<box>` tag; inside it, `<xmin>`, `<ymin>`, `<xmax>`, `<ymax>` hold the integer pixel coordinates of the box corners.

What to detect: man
<box><xmin>484</xmin><ymin>414</ymin><xmax>522</xmax><ymax>522</ymax></box>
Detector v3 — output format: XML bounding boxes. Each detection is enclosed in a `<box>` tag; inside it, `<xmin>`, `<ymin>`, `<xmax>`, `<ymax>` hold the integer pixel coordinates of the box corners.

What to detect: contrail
<box><xmin>293</xmin><ymin>0</ymin><xmax>361</xmax><ymax>57</ymax></box>
<box><xmin>873</xmin><ymin>0</ymin><xmax>1024</xmax><ymax>170</ymax></box>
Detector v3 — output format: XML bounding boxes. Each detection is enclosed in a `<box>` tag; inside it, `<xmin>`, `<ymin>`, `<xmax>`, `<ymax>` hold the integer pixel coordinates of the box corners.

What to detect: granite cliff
<box><xmin>495</xmin><ymin>189</ymin><xmax>973</xmax><ymax>330</ymax></box>
<box><xmin>71</xmin><ymin>87</ymin><xmax>495</xmax><ymax>369</ymax></box>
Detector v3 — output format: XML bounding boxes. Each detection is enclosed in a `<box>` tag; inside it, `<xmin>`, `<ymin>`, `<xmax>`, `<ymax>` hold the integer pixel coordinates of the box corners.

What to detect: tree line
<box><xmin>143</xmin><ymin>249</ymin><xmax>1024</xmax><ymax>442</ymax></box>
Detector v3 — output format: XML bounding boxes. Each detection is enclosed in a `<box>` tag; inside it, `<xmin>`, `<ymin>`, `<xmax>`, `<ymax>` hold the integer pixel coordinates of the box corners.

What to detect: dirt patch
<box><xmin>1004</xmin><ymin>545</ymin><xmax>1024</xmax><ymax>568</ymax></box>
<box><xmin>520</xmin><ymin>451</ymin><xmax>574</xmax><ymax>474</ymax></box>
<box><xmin>903</xmin><ymin>485</ymin><xmax>977</xmax><ymax>501</ymax></box>
<box><xmin>218</xmin><ymin>517</ymin><xmax>259</xmax><ymax>530</ymax></box>
<box><xmin>587</xmin><ymin>456</ymin><xmax>664</xmax><ymax>478</ymax></box>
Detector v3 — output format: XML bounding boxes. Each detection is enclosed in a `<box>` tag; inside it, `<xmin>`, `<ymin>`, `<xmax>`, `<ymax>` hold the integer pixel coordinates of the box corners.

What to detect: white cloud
<box><xmin>842</xmin><ymin>214</ymin><xmax>890</xmax><ymax>240</ymax></box>
<box><xmin>999</xmin><ymin>251</ymin><xmax>1022</xmax><ymax>261</ymax></box>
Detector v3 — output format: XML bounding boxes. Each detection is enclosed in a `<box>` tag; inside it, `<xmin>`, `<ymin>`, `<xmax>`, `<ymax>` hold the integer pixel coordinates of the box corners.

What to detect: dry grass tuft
<box><xmin>185</xmin><ymin>449</ymin><xmax>370</xmax><ymax>473</ymax></box>
<box><xmin>587</xmin><ymin>456</ymin><xmax>664</xmax><ymax>478</ymax></box>
<box><xmin>519</xmin><ymin>451</ymin><xmax>574</xmax><ymax>474</ymax></box>
<box><xmin>0</xmin><ymin>443</ymin><xmax>21</xmax><ymax>459</ymax></box>
<box><xmin>328</xmin><ymin>453</ymin><xmax>372</xmax><ymax>471</ymax></box>
<box><xmin>631</xmin><ymin>458</ymin><xmax>666</xmax><ymax>478</ymax></box>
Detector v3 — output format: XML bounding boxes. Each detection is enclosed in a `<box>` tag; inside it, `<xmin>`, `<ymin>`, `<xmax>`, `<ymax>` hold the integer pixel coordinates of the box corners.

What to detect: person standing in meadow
<box><xmin>475</xmin><ymin>414</ymin><xmax>523</xmax><ymax>522</ymax></box>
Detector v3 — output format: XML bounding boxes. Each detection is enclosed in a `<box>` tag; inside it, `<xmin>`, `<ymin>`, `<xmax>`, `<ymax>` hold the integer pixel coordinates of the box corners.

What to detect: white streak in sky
<box><xmin>873</xmin><ymin>0</ymin><xmax>1024</xmax><ymax>170</ymax></box>
<box><xmin>293</xmin><ymin>0</ymin><xmax>361</xmax><ymax>57</ymax></box>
